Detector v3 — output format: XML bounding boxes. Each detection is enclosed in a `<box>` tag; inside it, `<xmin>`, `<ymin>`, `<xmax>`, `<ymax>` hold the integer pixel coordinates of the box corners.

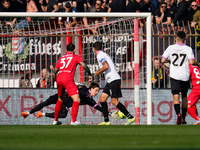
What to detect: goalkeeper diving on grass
<box><xmin>21</xmin><ymin>82</ymin><xmax>120</xmax><ymax>123</ymax></box>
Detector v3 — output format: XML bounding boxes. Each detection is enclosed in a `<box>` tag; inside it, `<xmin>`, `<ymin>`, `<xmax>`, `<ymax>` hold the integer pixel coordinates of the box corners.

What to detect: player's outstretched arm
<box><xmin>79</xmin><ymin>61</ymin><xmax>93</xmax><ymax>82</ymax></box>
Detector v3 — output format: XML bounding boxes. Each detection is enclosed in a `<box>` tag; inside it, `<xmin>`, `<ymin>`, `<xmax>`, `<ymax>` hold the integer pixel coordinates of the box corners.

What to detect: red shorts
<box><xmin>56</xmin><ymin>79</ymin><xmax>79</xmax><ymax>97</ymax></box>
<box><xmin>187</xmin><ymin>88</ymin><xmax>200</xmax><ymax>106</ymax></box>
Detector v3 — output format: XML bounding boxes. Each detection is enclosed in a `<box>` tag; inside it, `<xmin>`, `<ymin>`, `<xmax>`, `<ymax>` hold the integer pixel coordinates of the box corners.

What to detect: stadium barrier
<box><xmin>0</xmin><ymin>19</ymin><xmax>199</xmax><ymax>88</ymax></box>
<box><xmin>0</xmin><ymin>88</ymin><xmax>199</xmax><ymax>125</ymax></box>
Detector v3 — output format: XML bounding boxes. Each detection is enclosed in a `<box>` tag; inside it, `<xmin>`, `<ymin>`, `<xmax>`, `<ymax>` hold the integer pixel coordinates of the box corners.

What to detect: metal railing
<box><xmin>0</xmin><ymin>18</ymin><xmax>199</xmax><ymax>89</ymax></box>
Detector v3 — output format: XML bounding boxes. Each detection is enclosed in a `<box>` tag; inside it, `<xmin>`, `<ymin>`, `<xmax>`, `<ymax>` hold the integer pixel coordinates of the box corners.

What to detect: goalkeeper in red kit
<box><xmin>187</xmin><ymin>63</ymin><xmax>200</xmax><ymax>125</ymax></box>
<box><xmin>52</xmin><ymin>43</ymin><xmax>92</xmax><ymax>125</ymax></box>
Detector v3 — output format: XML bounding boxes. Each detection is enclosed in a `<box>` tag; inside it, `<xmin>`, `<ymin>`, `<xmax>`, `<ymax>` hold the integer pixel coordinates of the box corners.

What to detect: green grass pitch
<box><xmin>0</xmin><ymin>125</ymin><xmax>200</xmax><ymax>150</ymax></box>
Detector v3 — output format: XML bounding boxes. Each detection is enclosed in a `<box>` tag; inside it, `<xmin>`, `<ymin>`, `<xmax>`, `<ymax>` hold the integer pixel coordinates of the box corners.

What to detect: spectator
<box><xmin>126</xmin><ymin>0</ymin><xmax>140</xmax><ymax>12</ymax></box>
<box><xmin>26</xmin><ymin>0</ymin><xmax>38</xmax><ymax>21</ymax></box>
<box><xmin>152</xmin><ymin>57</ymin><xmax>168</xmax><ymax>88</ymax></box>
<box><xmin>0</xmin><ymin>0</ymin><xmax>16</xmax><ymax>28</ymax></box>
<box><xmin>58</xmin><ymin>2</ymin><xmax>77</xmax><ymax>27</ymax></box>
<box><xmin>19</xmin><ymin>71</ymin><xmax>33</xmax><ymax>88</ymax></box>
<box><xmin>88</xmin><ymin>0</ymin><xmax>96</xmax><ymax>6</ymax></box>
<box><xmin>82</xmin><ymin>2</ymin><xmax>106</xmax><ymax>34</ymax></box>
<box><xmin>108</xmin><ymin>0</ymin><xmax>126</xmax><ymax>12</ymax></box>
<box><xmin>165</xmin><ymin>0</ymin><xmax>176</xmax><ymax>7</ymax></box>
<box><xmin>171</xmin><ymin>0</ymin><xmax>189</xmax><ymax>26</ymax></box>
<box><xmin>95</xmin><ymin>0</ymin><xmax>104</xmax><ymax>12</ymax></box>
<box><xmin>151</xmin><ymin>0</ymin><xmax>158</xmax><ymax>9</ymax></box>
<box><xmin>140</xmin><ymin>0</ymin><xmax>155</xmax><ymax>23</ymax></box>
<box><xmin>94</xmin><ymin>0</ymin><xmax>107</xmax><ymax>21</ymax></box>
<box><xmin>10</xmin><ymin>0</ymin><xmax>26</xmax><ymax>12</ymax></box>
<box><xmin>57</xmin><ymin>0</ymin><xmax>63</xmax><ymax>10</ymax></box>
<box><xmin>82</xmin><ymin>6</ymin><xmax>99</xmax><ymax>34</ymax></box>
<box><xmin>165</xmin><ymin>0</ymin><xmax>177</xmax><ymax>20</ymax></box>
<box><xmin>191</xmin><ymin>5</ymin><xmax>200</xmax><ymax>27</ymax></box>
<box><xmin>155</xmin><ymin>2</ymin><xmax>171</xmax><ymax>24</ymax></box>
<box><xmin>95</xmin><ymin>0</ymin><xmax>107</xmax><ymax>22</ymax></box>
<box><xmin>58</xmin><ymin>0</ymin><xmax>78</xmax><ymax>12</ymax></box>
<box><xmin>34</xmin><ymin>0</ymin><xmax>43</xmax><ymax>12</ymax></box>
<box><xmin>36</xmin><ymin>68</ymin><xmax>55</xmax><ymax>88</ymax></box>
<box><xmin>101</xmin><ymin>0</ymin><xmax>109</xmax><ymax>12</ymax></box>
<box><xmin>14</xmin><ymin>0</ymin><xmax>38</xmax><ymax>30</ymax></box>
<box><xmin>76</xmin><ymin>0</ymin><xmax>89</xmax><ymax>12</ymax></box>
<box><xmin>39</xmin><ymin>0</ymin><xmax>58</xmax><ymax>12</ymax></box>
<box><xmin>126</xmin><ymin>0</ymin><xmax>144</xmax><ymax>27</ymax></box>
<box><xmin>189</xmin><ymin>1</ymin><xmax>198</xmax><ymax>24</ymax></box>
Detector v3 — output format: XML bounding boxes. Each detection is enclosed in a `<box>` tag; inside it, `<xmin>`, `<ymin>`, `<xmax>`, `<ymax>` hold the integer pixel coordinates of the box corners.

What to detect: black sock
<box><xmin>182</xmin><ymin>108</ymin><xmax>187</xmax><ymax>121</ymax></box>
<box><xmin>116</xmin><ymin>102</ymin><xmax>133</xmax><ymax>119</ymax></box>
<box><xmin>174</xmin><ymin>104</ymin><xmax>180</xmax><ymax>115</ymax></box>
<box><xmin>100</xmin><ymin>102</ymin><xmax>109</xmax><ymax>122</ymax></box>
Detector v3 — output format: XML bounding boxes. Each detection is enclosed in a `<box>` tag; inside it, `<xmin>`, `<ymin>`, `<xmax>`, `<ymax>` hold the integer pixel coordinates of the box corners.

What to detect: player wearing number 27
<box><xmin>52</xmin><ymin>43</ymin><xmax>92</xmax><ymax>125</ymax></box>
<box><xmin>161</xmin><ymin>31</ymin><xmax>199</xmax><ymax>125</ymax></box>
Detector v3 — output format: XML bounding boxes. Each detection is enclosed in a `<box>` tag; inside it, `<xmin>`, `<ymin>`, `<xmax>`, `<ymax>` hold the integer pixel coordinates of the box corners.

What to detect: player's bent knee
<box><xmin>111</xmin><ymin>98</ymin><xmax>118</xmax><ymax>106</ymax></box>
<box><xmin>99</xmin><ymin>94</ymin><xmax>108</xmax><ymax>102</ymax></box>
<box><xmin>99</xmin><ymin>97</ymin><xmax>106</xmax><ymax>102</ymax></box>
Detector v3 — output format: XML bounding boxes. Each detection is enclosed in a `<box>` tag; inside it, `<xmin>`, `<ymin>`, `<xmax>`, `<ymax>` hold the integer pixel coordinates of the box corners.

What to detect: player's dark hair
<box><xmin>93</xmin><ymin>42</ymin><xmax>102</xmax><ymax>50</ymax></box>
<box><xmin>177</xmin><ymin>31</ymin><xmax>186</xmax><ymax>40</ymax></box>
<box><xmin>89</xmin><ymin>82</ymin><xmax>100</xmax><ymax>89</ymax></box>
<box><xmin>67</xmin><ymin>43</ymin><xmax>75</xmax><ymax>52</ymax></box>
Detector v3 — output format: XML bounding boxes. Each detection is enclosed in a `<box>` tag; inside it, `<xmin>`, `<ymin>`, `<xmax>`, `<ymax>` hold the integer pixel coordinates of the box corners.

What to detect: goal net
<box><xmin>0</xmin><ymin>13</ymin><xmax>152</xmax><ymax>125</ymax></box>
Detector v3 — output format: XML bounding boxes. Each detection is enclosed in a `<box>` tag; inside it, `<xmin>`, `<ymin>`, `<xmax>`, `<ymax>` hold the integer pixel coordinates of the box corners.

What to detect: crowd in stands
<box><xmin>1</xmin><ymin>0</ymin><xmax>200</xmax><ymax>28</ymax></box>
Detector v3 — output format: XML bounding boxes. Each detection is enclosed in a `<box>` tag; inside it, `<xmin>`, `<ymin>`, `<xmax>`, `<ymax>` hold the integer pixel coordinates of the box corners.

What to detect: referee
<box><xmin>161</xmin><ymin>31</ymin><xmax>200</xmax><ymax>125</ymax></box>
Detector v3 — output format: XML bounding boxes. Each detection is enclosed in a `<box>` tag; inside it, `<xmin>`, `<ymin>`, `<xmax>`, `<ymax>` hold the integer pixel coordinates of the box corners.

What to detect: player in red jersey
<box><xmin>187</xmin><ymin>63</ymin><xmax>200</xmax><ymax>125</ymax></box>
<box><xmin>52</xmin><ymin>43</ymin><xmax>92</xmax><ymax>125</ymax></box>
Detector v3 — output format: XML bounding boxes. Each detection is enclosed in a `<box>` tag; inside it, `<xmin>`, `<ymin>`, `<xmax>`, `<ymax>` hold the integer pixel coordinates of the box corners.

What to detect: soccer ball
<box><xmin>118</xmin><ymin>110</ymin><xmax>127</xmax><ymax>119</ymax></box>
